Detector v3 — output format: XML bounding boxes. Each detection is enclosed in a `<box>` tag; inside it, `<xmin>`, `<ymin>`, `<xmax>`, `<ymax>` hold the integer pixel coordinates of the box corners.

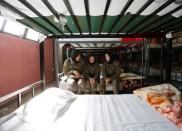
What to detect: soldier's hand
<box><xmin>90</xmin><ymin>78</ymin><xmax>95</xmax><ymax>85</ymax></box>
<box><xmin>105</xmin><ymin>77</ymin><xmax>111</xmax><ymax>85</ymax></box>
<box><xmin>80</xmin><ymin>75</ymin><xmax>84</xmax><ymax>79</ymax></box>
<box><xmin>70</xmin><ymin>75</ymin><xmax>75</xmax><ymax>79</ymax></box>
<box><xmin>73</xmin><ymin>70</ymin><xmax>81</xmax><ymax>78</ymax></box>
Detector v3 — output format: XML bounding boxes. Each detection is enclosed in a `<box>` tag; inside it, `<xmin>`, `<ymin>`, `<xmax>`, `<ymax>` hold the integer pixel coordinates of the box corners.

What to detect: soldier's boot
<box><xmin>91</xmin><ymin>83</ymin><xmax>97</xmax><ymax>94</ymax></box>
<box><xmin>99</xmin><ymin>78</ymin><xmax>106</xmax><ymax>94</ymax></box>
<box><xmin>85</xmin><ymin>80</ymin><xmax>91</xmax><ymax>94</ymax></box>
<box><xmin>77</xmin><ymin>79</ymin><xmax>85</xmax><ymax>94</ymax></box>
<box><xmin>112</xmin><ymin>79</ymin><xmax>119</xmax><ymax>94</ymax></box>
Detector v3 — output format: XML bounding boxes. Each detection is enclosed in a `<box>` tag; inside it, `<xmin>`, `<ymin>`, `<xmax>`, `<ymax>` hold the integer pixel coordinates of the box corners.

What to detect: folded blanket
<box><xmin>156</xmin><ymin>102</ymin><xmax>182</xmax><ymax>128</ymax></box>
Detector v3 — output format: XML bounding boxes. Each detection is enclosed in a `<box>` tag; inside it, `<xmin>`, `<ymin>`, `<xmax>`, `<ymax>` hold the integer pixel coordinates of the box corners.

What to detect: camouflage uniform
<box><xmin>63</xmin><ymin>58</ymin><xmax>84</xmax><ymax>94</ymax></box>
<box><xmin>99</xmin><ymin>61</ymin><xmax>121</xmax><ymax>94</ymax></box>
<box><xmin>84</xmin><ymin>63</ymin><xmax>101</xmax><ymax>94</ymax></box>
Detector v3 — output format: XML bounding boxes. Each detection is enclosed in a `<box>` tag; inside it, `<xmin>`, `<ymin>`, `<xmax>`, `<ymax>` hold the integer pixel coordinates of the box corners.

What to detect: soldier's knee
<box><xmin>99</xmin><ymin>88</ymin><xmax>104</xmax><ymax>94</ymax></box>
<box><xmin>68</xmin><ymin>86</ymin><xmax>78</xmax><ymax>94</ymax></box>
<box><xmin>91</xmin><ymin>84</ymin><xmax>97</xmax><ymax>94</ymax></box>
<box><xmin>112</xmin><ymin>80</ymin><xmax>120</xmax><ymax>94</ymax></box>
<box><xmin>113</xmin><ymin>90</ymin><xmax>119</xmax><ymax>94</ymax></box>
<box><xmin>100</xmin><ymin>79</ymin><xmax>106</xmax><ymax>87</ymax></box>
<box><xmin>85</xmin><ymin>86</ymin><xmax>91</xmax><ymax>94</ymax></box>
<box><xmin>99</xmin><ymin>85</ymin><xmax>105</xmax><ymax>94</ymax></box>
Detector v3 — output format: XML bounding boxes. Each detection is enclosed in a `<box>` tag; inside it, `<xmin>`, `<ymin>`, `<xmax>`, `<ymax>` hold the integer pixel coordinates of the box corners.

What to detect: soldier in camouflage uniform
<box><xmin>63</xmin><ymin>50</ymin><xmax>85</xmax><ymax>94</ymax></box>
<box><xmin>99</xmin><ymin>53</ymin><xmax>121</xmax><ymax>94</ymax></box>
<box><xmin>83</xmin><ymin>54</ymin><xmax>101</xmax><ymax>94</ymax></box>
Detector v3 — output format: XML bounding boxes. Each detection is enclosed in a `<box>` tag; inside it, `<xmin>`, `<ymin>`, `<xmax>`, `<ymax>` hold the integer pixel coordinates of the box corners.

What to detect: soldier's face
<box><xmin>76</xmin><ymin>55</ymin><xmax>81</xmax><ymax>62</ymax></box>
<box><xmin>105</xmin><ymin>54</ymin><xmax>110</xmax><ymax>62</ymax></box>
<box><xmin>89</xmin><ymin>56</ymin><xmax>95</xmax><ymax>63</ymax></box>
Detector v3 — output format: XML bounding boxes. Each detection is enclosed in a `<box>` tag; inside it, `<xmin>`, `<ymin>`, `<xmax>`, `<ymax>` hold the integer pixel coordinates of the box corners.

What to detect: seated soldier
<box><xmin>84</xmin><ymin>54</ymin><xmax>101</xmax><ymax>94</ymax></box>
<box><xmin>99</xmin><ymin>53</ymin><xmax>121</xmax><ymax>94</ymax></box>
<box><xmin>63</xmin><ymin>50</ymin><xmax>84</xmax><ymax>94</ymax></box>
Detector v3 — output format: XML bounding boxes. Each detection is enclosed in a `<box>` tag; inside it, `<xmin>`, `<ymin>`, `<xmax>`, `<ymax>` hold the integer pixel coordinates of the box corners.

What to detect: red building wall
<box><xmin>0</xmin><ymin>33</ymin><xmax>40</xmax><ymax>97</ymax></box>
<box><xmin>0</xmin><ymin>34</ymin><xmax>55</xmax><ymax>97</ymax></box>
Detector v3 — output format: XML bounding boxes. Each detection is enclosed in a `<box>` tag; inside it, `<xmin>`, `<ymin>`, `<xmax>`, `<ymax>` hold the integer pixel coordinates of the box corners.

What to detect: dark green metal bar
<box><xmin>49</xmin><ymin>32</ymin><xmax>163</xmax><ymax>38</ymax></box>
<box><xmin>165</xmin><ymin>23</ymin><xmax>182</xmax><ymax>32</ymax></box>
<box><xmin>107</xmin><ymin>0</ymin><xmax>134</xmax><ymax>34</ymax></box>
<box><xmin>0</xmin><ymin>0</ymin><xmax>54</xmax><ymax>34</ymax></box>
<box><xmin>84</xmin><ymin>0</ymin><xmax>91</xmax><ymax>35</ymax></box>
<box><xmin>126</xmin><ymin>0</ymin><xmax>174</xmax><ymax>33</ymax></box>
<box><xmin>18</xmin><ymin>20</ymin><xmax>46</xmax><ymax>34</ymax></box>
<box><xmin>99</xmin><ymin>0</ymin><xmax>111</xmax><ymax>34</ymax></box>
<box><xmin>19</xmin><ymin>0</ymin><xmax>64</xmax><ymax>35</ymax></box>
<box><xmin>117</xmin><ymin>0</ymin><xmax>154</xmax><ymax>33</ymax></box>
<box><xmin>137</xmin><ymin>5</ymin><xmax>182</xmax><ymax>33</ymax></box>
<box><xmin>63</xmin><ymin>0</ymin><xmax>82</xmax><ymax>34</ymax></box>
<box><xmin>41</xmin><ymin>0</ymin><xmax>72</xmax><ymax>34</ymax></box>
<box><xmin>153</xmin><ymin>17</ymin><xmax>182</xmax><ymax>32</ymax></box>
<box><xmin>147</xmin><ymin>17</ymin><xmax>182</xmax><ymax>32</ymax></box>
